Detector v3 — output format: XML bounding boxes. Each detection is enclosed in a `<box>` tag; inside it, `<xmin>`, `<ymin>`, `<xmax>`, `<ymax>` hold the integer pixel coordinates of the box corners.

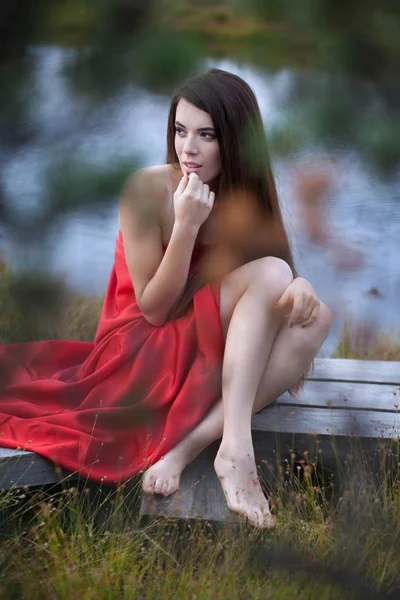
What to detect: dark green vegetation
<box><xmin>1</xmin><ymin>436</ymin><xmax>400</xmax><ymax>599</ymax></box>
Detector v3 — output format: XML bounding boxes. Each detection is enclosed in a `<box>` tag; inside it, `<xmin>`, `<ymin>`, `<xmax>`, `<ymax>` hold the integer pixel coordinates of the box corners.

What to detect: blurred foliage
<box><xmin>0</xmin><ymin>259</ymin><xmax>101</xmax><ymax>343</ymax></box>
<box><xmin>244</xmin><ymin>0</ymin><xmax>400</xmax><ymax>174</ymax></box>
<box><xmin>41</xmin><ymin>156</ymin><xmax>140</xmax><ymax>223</ymax></box>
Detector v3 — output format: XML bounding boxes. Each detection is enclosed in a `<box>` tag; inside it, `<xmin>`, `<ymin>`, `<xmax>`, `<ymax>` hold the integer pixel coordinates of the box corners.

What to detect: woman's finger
<box><xmin>288</xmin><ymin>294</ymin><xmax>304</xmax><ymax>326</ymax></box>
<box><xmin>300</xmin><ymin>303</ymin><xmax>320</xmax><ymax>328</ymax></box>
<box><xmin>175</xmin><ymin>172</ymin><xmax>188</xmax><ymax>197</ymax></box>
<box><xmin>299</xmin><ymin>301</ymin><xmax>315</xmax><ymax>325</ymax></box>
<box><xmin>208</xmin><ymin>190</ymin><xmax>215</xmax><ymax>208</ymax></box>
<box><xmin>293</xmin><ymin>295</ymin><xmax>317</xmax><ymax>326</ymax></box>
<box><xmin>202</xmin><ymin>183</ymin><xmax>210</xmax><ymax>205</ymax></box>
<box><xmin>185</xmin><ymin>172</ymin><xmax>200</xmax><ymax>195</ymax></box>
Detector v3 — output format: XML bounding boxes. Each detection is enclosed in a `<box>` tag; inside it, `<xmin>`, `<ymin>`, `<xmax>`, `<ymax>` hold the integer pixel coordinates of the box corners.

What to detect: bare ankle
<box><xmin>219</xmin><ymin>437</ymin><xmax>254</xmax><ymax>458</ymax></box>
<box><xmin>168</xmin><ymin>440</ymin><xmax>203</xmax><ymax>469</ymax></box>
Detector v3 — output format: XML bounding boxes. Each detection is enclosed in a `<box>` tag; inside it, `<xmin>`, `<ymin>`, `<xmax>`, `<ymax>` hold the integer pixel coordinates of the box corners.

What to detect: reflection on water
<box><xmin>1</xmin><ymin>47</ymin><xmax>399</xmax><ymax>356</ymax></box>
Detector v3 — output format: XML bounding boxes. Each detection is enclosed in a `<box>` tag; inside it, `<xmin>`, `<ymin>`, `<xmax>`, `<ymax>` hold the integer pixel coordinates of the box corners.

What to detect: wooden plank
<box><xmin>140</xmin><ymin>448</ymin><xmax>241</xmax><ymax>524</ymax></box>
<box><xmin>0</xmin><ymin>447</ymin><xmax>72</xmax><ymax>490</ymax></box>
<box><xmin>308</xmin><ymin>358</ymin><xmax>400</xmax><ymax>385</ymax></box>
<box><xmin>0</xmin><ymin>448</ymin><xmax>35</xmax><ymax>460</ymax></box>
<box><xmin>276</xmin><ymin>380</ymin><xmax>400</xmax><ymax>412</ymax></box>
<box><xmin>252</xmin><ymin>405</ymin><xmax>400</xmax><ymax>439</ymax></box>
<box><xmin>251</xmin><ymin>429</ymin><xmax>389</xmax><ymax>466</ymax></box>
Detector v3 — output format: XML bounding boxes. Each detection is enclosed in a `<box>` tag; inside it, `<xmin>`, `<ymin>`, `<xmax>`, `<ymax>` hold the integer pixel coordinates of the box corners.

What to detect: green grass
<box><xmin>1</xmin><ymin>442</ymin><xmax>400</xmax><ymax>598</ymax></box>
<box><xmin>1</xmin><ymin>258</ymin><xmax>400</xmax><ymax>598</ymax></box>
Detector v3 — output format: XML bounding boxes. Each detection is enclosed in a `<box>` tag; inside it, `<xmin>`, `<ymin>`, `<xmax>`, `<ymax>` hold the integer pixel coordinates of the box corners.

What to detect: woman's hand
<box><xmin>174</xmin><ymin>172</ymin><xmax>215</xmax><ymax>230</ymax></box>
<box><xmin>275</xmin><ymin>277</ymin><xmax>320</xmax><ymax>328</ymax></box>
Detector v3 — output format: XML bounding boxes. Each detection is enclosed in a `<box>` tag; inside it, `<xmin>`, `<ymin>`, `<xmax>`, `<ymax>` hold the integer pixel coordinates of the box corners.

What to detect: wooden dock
<box><xmin>1</xmin><ymin>358</ymin><xmax>399</xmax><ymax>523</ymax></box>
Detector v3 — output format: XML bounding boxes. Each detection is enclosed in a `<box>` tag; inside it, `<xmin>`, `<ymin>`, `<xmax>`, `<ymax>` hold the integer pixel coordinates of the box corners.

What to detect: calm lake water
<box><xmin>1</xmin><ymin>47</ymin><xmax>399</xmax><ymax>356</ymax></box>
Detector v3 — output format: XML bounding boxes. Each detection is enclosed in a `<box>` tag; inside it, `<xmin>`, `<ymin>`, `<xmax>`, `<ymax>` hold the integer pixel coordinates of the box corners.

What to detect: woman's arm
<box><xmin>118</xmin><ymin>168</ymin><xmax>199</xmax><ymax>326</ymax></box>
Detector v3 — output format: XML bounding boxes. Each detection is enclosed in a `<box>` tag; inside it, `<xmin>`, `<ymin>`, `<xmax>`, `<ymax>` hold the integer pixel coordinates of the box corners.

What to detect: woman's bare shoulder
<box><xmin>118</xmin><ymin>164</ymin><xmax>179</xmax><ymax>233</ymax></box>
<box><xmin>121</xmin><ymin>164</ymin><xmax>178</xmax><ymax>203</ymax></box>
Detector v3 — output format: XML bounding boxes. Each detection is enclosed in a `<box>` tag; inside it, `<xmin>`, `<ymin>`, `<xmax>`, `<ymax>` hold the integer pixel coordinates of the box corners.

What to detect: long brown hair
<box><xmin>165</xmin><ymin>69</ymin><xmax>310</xmax><ymax>394</ymax></box>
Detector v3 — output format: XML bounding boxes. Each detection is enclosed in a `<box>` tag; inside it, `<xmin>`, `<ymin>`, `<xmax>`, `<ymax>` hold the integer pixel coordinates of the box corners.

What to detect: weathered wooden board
<box><xmin>140</xmin><ymin>448</ymin><xmax>242</xmax><ymax>524</ymax></box>
<box><xmin>140</xmin><ymin>411</ymin><xmax>400</xmax><ymax>523</ymax></box>
<box><xmin>0</xmin><ymin>447</ymin><xmax>65</xmax><ymax>489</ymax></box>
<box><xmin>309</xmin><ymin>358</ymin><xmax>400</xmax><ymax>385</ymax></box>
<box><xmin>277</xmin><ymin>380</ymin><xmax>400</xmax><ymax>411</ymax></box>
<box><xmin>253</xmin><ymin>405</ymin><xmax>400</xmax><ymax>439</ymax></box>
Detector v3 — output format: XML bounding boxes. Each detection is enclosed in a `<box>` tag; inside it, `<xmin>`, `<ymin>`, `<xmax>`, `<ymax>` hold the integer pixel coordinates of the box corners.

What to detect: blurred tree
<box><xmin>245</xmin><ymin>0</ymin><xmax>400</xmax><ymax>174</ymax></box>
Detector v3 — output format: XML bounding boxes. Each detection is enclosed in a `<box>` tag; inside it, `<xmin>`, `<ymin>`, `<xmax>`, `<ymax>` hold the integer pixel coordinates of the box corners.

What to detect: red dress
<box><xmin>0</xmin><ymin>231</ymin><xmax>224</xmax><ymax>485</ymax></box>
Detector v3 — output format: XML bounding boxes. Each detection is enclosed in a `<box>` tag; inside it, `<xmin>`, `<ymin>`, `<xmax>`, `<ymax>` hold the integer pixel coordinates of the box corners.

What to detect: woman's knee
<box><xmin>219</xmin><ymin>256</ymin><xmax>294</xmax><ymax>336</ymax></box>
<box><xmin>249</xmin><ymin>256</ymin><xmax>294</xmax><ymax>301</ymax></box>
<box><xmin>221</xmin><ymin>256</ymin><xmax>293</xmax><ymax>306</ymax></box>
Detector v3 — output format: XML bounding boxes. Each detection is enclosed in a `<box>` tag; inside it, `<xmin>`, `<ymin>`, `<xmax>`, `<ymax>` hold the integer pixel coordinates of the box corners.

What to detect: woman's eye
<box><xmin>175</xmin><ymin>127</ymin><xmax>215</xmax><ymax>140</ymax></box>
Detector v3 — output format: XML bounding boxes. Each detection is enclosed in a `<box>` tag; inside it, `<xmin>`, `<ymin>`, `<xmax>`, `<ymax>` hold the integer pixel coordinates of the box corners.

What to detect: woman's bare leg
<box><xmin>142</xmin><ymin>258</ymin><xmax>333</xmax><ymax>525</ymax></box>
<box><xmin>213</xmin><ymin>258</ymin><xmax>293</xmax><ymax>527</ymax></box>
<box><xmin>142</xmin><ymin>301</ymin><xmax>332</xmax><ymax>501</ymax></box>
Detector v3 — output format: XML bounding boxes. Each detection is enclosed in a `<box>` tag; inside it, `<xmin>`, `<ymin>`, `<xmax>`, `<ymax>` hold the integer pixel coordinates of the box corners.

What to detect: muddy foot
<box><xmin>214</xmin><ymin>447</ymin><xmax>275</xmax><ymax>529</ymax></box>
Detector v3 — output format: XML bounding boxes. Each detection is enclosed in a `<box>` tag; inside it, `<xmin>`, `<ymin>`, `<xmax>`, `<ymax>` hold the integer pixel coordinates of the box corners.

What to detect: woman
<box><xmin>0</xmin><ymin>69</ymin><xmax>332</xmax><ymax>528</ymax></box>
<box><xmin>122</xmin><ymin>68</ymin><xmax>332</xmax><ymax>527</ymax></box>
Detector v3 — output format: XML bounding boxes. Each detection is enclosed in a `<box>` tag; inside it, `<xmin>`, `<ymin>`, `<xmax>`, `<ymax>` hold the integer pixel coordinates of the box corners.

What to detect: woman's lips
<box><xmin>183</xmin><ymin>162</ymin><xmax>202</xmax><ymax>174</ymax></box>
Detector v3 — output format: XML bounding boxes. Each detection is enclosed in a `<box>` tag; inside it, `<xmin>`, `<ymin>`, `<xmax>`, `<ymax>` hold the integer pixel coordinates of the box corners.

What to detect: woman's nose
<box><xmin>183</xmin><ymin>135</ymin><xmax>199</xmax><ymax>155</ymax></box>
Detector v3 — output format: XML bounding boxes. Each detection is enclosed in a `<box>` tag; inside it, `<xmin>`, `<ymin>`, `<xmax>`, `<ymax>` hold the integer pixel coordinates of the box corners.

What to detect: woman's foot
<box><xmin>142</xmin><ymin>445</ymin><xmax>190</xmax><ymax>497</ymax></box>
<box><xmin>214</xmin><ymin>445</ymin><xmax>275</xmax><ymax>528</ymax></box>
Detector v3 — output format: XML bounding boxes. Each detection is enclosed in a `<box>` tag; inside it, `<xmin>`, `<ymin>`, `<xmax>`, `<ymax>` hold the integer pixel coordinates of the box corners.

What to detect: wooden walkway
<box><xmin>1</xmin><ymin>358</ymin><xmax>399</xmax><ymax>522</ymax></box>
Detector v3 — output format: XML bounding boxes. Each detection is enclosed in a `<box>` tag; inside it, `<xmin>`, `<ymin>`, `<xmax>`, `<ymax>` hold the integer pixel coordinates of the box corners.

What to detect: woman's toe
<box><xmin>142</xmin><ymin>474</ymin><xmax>155</xmax><ymax>494</ymax></box>
<box><xmin>263</xmin><ymin>513</ymin><xmax>275</xmax><ymax>529</ymax></box>
<box><xmin>154</xmin><ymin>478</ymin><xmax>164</xmax><ymax>494</ymax></box>
<box><xmin>161</xmin><ymin>482</ymin><xmax>169</xmax><ymax>496</ymax></box>
<box><xmin>248</xmin><ymin>510</ymin><xmax>259</xmax><ymax>527</ymax></box>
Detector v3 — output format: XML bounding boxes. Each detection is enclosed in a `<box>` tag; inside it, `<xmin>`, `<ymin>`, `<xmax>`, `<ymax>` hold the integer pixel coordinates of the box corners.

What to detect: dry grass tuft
<box><xmin>0</xmin><ymin>258</ymin><xmax>102</xmax><ymax>344</ymax></box>
<box><xmin>333</xmin><ymin>319</ymin><xmax>400</xmax><ymax>361</ymax></box>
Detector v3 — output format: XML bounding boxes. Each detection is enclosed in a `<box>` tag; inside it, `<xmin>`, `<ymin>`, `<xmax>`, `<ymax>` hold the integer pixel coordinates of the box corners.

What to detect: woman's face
<box><xmin>174</xmin><ymin>98</ymin><xmax>221</xmax><ymax>185</ymax></box>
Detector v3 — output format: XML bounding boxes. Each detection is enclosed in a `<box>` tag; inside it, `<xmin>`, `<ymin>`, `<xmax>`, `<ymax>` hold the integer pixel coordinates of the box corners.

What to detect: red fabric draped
<box><xmin>0</xmin><ymin>231</ymin><xmax>224</xmax><ymax>485</ymax></box>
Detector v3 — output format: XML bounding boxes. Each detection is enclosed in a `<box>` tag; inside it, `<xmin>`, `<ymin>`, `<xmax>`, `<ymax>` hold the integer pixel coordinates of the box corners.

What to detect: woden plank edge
<box><xmin>309</xmin><ymin>358</ymin><xmax>400</xmax><ymax>385</ymax></box>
